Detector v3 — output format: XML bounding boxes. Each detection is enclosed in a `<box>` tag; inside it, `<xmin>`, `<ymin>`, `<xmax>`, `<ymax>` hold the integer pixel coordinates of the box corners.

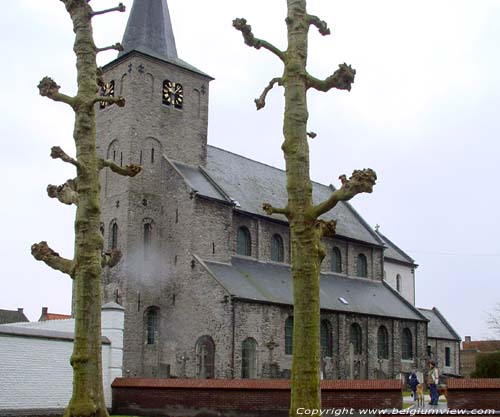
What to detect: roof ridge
<box><xmin>383</xmin><ymin>281</ymin><xmax>428</xmax><ymax>321</ymax></box>
<box><xmin>432</xmin><ymin>307</ymin><xmax>461</xmax><ymax>341</ymax></box>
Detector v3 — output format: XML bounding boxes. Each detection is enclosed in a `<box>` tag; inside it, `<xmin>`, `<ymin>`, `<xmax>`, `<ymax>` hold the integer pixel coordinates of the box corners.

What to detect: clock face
<box><xmin>100</xmin><ymin>80</ymin><xmax>115</xmax><ymax>109</ymax></box>
<box><xmin>162</xmin><ymin>80</ymin><xmax>183</xmax><ymax>109</ymax></box>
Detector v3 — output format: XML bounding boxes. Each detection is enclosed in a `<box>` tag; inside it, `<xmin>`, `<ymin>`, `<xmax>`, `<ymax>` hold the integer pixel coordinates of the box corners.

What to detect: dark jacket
<box><xmin>409</xmin><ymin>373</ymin><xmax>419</xmax><ymax>390</ymax></box>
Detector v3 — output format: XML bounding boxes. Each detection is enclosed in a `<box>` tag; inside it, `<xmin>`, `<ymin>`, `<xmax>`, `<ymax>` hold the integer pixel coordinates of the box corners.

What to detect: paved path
<box><xmin>404</xmin><ymin>394</ymin><xmax>448</xmax><ymax>410</ymax></box>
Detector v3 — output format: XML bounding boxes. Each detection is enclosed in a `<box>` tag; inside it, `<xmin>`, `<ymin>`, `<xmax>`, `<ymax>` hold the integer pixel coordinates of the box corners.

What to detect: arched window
<box><xmin>236</xmin><ymin>226</ymin><xmax>251</xmax><ymax>256</ymax></box>
<box><xmin>196</xmin><ymin>335</ymin><xmax>215</xmax><ymax>378</ymax></box>
<box><xmin>285</xmin><ymin>317</ymin><xmax>294</xmax><ymax>355</ymax></box>
<box><xmin>145</xmin><ymin>308</ymin><xmax>158</xmax><ymax>345</ymax></box>
<box><xmin>350</xmin><ymin>323</ymin><xmax>362</xmax><ymax>354</ymax></box>
<box><xmin>110</xmin><ymin>221</ymin><xmax>118</xmax><ymax>250</ymax></box>
<box><xmin>396</xmin><ymin>274</ymin><xmax>402</xmax><ymax>292</ymax></box>
<box><xmin>356</xmin><ymin>254</ymin><xmax>368</xmax><ymax>277</ymax></box>
<box><xmin>377</xmin><ymin>326</ymin><xmax>389</xmax><ymax>359</ymax></box>
<box><xmin>331</xmin><ymin>247</ymin><xmax>342</xmax><ymax>273</ymax></box>
<box><xmin>144</xmin><ymin>222</ymin><xmax>152</xmax><ymax>258</ymax></box>
<box><xmin>321</xmin><ymin>320</ymin><xmax>333</xmax><ymax>357</ymax></box>
<box><xmin>271</xmin><ymin>234</ymin><xmax>284</xmax><ymax>262</ymax></box>
<box><xmin>402</xmin><ymin>328</ymin><xmax>413</xmax><ymax>359</ymax></box>
<box><xmin>241</xmin><ymin>337</ymin><xmax>257</xmax><ymax>378</ymax></box>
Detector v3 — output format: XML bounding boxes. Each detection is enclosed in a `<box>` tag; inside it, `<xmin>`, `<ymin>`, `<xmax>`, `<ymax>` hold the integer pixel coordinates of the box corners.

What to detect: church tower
<box><xmin>96</xmin><ymin>0</ymin><xmax>213</xmax><ymax>376</ymax></box>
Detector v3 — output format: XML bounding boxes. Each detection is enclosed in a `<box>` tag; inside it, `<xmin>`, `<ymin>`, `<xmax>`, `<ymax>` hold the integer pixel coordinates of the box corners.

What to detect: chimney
<box><xmin>465</xmin><ymin>336</ymin><xmax>471</xmax><ymax>342</ymax></box>
<box><xmin>39</xmin><ymin>307</ymin><xmax>48</xmax><ymax>321</ymax></box>
<box><xmin>17</xmin><ymin>308</ymin><xmax>24</xmax><ymax>314</ymax></box>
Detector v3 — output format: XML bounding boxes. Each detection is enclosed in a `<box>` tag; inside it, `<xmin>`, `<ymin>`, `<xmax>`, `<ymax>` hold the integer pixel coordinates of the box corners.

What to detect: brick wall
<box><xmin>112</xmin><ymin>378</ymin><xmax>403</xmax><ymax>417</ymax></box>
<box><xmin>447</xmin><ymin>378</ymin><xmax>500</xmax><ymax>410</ymax></box>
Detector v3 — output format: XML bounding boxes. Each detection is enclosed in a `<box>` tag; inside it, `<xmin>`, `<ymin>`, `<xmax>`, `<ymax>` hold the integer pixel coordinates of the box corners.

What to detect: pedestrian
<box><xmin>408</xmin><ymin>371</ymin><xmax>419</xmax><ymax>401</ymax></box>
<box><xmin>427</xmin><ymin>361</ymin><xmax>439</xmax><ymax>405</ymax></box>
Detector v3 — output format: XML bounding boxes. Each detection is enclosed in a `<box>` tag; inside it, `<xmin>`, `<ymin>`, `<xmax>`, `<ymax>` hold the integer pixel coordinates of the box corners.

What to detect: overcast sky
<box><xmin>1</xmin><ymin>0</ymin><xmax>499</xmax><ymax>339</ymax></box>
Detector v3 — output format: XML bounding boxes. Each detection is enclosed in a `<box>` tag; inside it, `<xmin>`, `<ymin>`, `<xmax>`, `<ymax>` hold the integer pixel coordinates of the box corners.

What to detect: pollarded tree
<box><xmin>31</xmin><ymin>1</ymin><xmax>140</xmax><ymax>417</ymax></box>
<box><xmin>233</xmin><ymin>1</ymin><xmax>376</xmax><ymax>415</ymax></box>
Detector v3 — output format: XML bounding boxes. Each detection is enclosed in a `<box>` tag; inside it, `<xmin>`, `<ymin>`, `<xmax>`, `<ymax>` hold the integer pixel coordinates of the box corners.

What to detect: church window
<box><xmin>100</xmin><ymin>223</ymin><xmax>104</xmax><ymax>235</ymax></box>
<box><xmin>144</xmin><ymin>222</ymin><xmax>152</xmax><ymax>258</ymax></box>
<box><xmin>110</xmin><ymin>221</ymin><xmax>118</xmax><ymax>250</ymax></box>
<box><xmin>113</xmin><ymin>150</ymin><xmax>116</xmax><ymax>162</ymax></box>
<box><xmin>140</xmin><ymin>150</ymin><xmax>143</xmax><ymax>165</ymax></box>
<box><xmin>285</xmin><ymin>317</ymin><xmax>293</xmax><ymax>355</ymax></box>
<box><xmin>151</xmin><ymin>148</ymin><xmax>155</xmax><ymax>164</ymax></box>
<box><xmin>396</xmin><ymin>274</ymin><xmax>402</xmax><ymax>292</ymax></box>
<box><xmin>241</xmin><ymin>337</ymin><xmax>257</xmax><ymax>378</ymax></box>
<box><xmin>120</xmin><ymin>152</ymin><xmax>123</xmax><ymax>167</ymax></box>
<box><xmin>162</xmin><ymin>80</ymin><xmax>184</xmax><ymax>109</ymax></box>
<box><xmin>271</xmin><ymin>234</ymin><xmax>284</xmax><ymax>262</ymax></box>
<box><xmin>445</xmin><ymin>347</ymin><xmax>451</xmax><ymax>366</ymax></box>
<box><xmin>377</xmin><ymin>326</ymin><xmax>389</xmax><ymax>359</ymax></box>
<box><xmin>99</xmin><ymin>80</ymin><xmax>115</xmax><ymax>109</ymax></box>
<box><xmin>356</xmin><ymin>254</ymin><xmax>368</xmax><ymax>277</ymax></box>
<box><xmin>350</xmin><ymin>323</ymin><xmax>362</xmax><ymax>354</ymax></box>
<box><xmin>331</xmin><ymin>247</ymin><xmax>342</xmax><ymax>273</ymax></box>
<box><xmin>196</xmin><ymin>335</ymin><xmax>215</xmax><ymax>378</ymax></box>
<box><xmin>321</xmin><ymin>320</ymin><xmax>333</xmax><ymax>357</ymax></box>
<box><xmin>236</xmin><ymin>226</ymin><xmax>251</xmax><ymax>256</ymax></box>
<box><xmin>402</xmin><ymin>328</ymin><xmax>413</xmax><ymax>359</ymax></box>
<box><xmin>427</xmin><ymin>345</ymin><xmax>432</xmax><ymax>357</ymax></box>
<box><xmin>146</xmin><ymin>308</ymin><xmax>158</xmax><ymax>345</ymax></box>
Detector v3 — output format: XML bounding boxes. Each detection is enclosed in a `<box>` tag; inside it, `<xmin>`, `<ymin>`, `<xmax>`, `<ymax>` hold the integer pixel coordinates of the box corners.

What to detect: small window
<box><xmin>331</xmin><ymin>247</ymin><xmax>342</xmax><ymax>273</ymax></box>
<box><xmin>236</xmin><ymin>226</ymin><xmax>251</xmax><ymax>256</ymax></box>
<box><xmin>396</xmin><ymin>274</ymin><xmax>402</xmax><ymax>292</ymax></box>
<box><xmin>242</xmin><ymin>338</ymin><xmax>257</xmax><ymax>378</ymax></box>
<box><xmin>144</xmin><ymin>222</ymin><xmax>152</xmax><ymax>258</ymax></box>
<box><xmin>445</xmin><ymin>347</ymin><xmax>451</xmax><ymax>367</ymax></box>
<box><xmin>321</xmin><ymin>320</ymin><xmax>333</xmax><ymax>357</ymax></box>
<box><xmin>285</xmin><ymin>317</ymin><xmax>293</xmax><ymax>355</ymax></box>
<box><xmin>110</xmin><ymin>221</ymin><xmax>118</xmax><ymax>250</ymax></box>
<box><xmin>402</xmin><ymin>328</ymin><xmax>413</xmax><ymax>359</ymax></box>
<box><xmin>357</xmin><ymin>254</ymin><xmax>368</xmax><ymax>277</ymax></box>
<box><xmin>427</xmin><ymin>345</ymin><xmax>432</xmax><ymax>358</ymax></box>
<box><xmin>146</xmin><ymin>308</ymin><xmax>158</xmax><ymax>345</ymax></box>
<box><xmin>151</xmin><ymin>148</ymin><xmax>155</xmax><ymax>164</ymax></box>
<box><xmin>271</xmin><ymin>234</ymin><xmax>284</xmax><ymax>262</ymax></box>
<box><xmin>377</xmin><ymin>326</ymin><xmax>389</xmax><ymax>359</ymax></box>
<box><xmin>196</xmin><ymin>335</ymin><xmax>215</xmax><ymax>378</ymax></box>
<box><xmin>350</xmin><ymin>323</ymin><xmax>362</xmax><ymax>354</ymax></box>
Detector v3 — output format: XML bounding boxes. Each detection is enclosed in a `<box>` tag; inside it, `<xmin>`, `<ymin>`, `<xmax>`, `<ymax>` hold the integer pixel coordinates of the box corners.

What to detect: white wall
<box><xmin>384</xmin><ymin>260</ymin><xmax>415</xmax><ymax>306</ymax></box>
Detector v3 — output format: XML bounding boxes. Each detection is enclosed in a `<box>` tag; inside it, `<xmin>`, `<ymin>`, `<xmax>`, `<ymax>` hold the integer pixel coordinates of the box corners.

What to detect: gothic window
<box><xmin>377</xmin><ymin>326</ymin><xmax>389</xmax><ymax>359</ymax></box>
<box><xmin>350</xmin><ymin>323</ymin><xmax>362</xmax><ymax>354</ymax></box>
<box><xmin>144</xmin><ymin>221</ymin><xmax>152</xmax><ymax>258</ymax></box>
<box><xmin>271</xmin><ymin>234</ymin><xmax>284</xmax><ymax>262</ymax></box>
<box><xmin>321</xmin><ymin>320</ymin><xmax>333</xmax><ymax>357</ymax></box>
<box><xmin>396</xmin><ymin>274</ymin><xmax>402</xmax><ymax>292</ymax></box>
<box><xmin>241</xmin><ymin>337</ymin><xmax>257</xmax><ymax>378</ymax></box>
<box><xmin>236</xmin><ymin>226</ymin><xmax>251</xmax><ymax>256</ymax></box>
<box><xmin>110</xmin><ymin>221</ymin><xmax>118</xmax><ymax>250</ymax></box>
<box><xmin>445</xmin><ymin>347</ymin><xmax>451</xmax><ymax>367</ymax></box>
<box><xmin>402</xmin><ymin>328</ymin><xmax>413</xmax><ymax>359</ymax></box>
<box><xmin>285</xmin><ymin>317</ymin><xmax>294</xmax><ymax>355</ymax></box>
<box><xmin>356</xmin><ymin>254</ymin><xmax>368</xmax><ymax>278</ymax></box>
<box><xmin>162</xmin><ymin>80</ymin><xmax>184</xmax><ymax>109</ymax></box>
<box><xmin>145</xmin><ymin>308</ymin><xmax>159</xmax><ymax>345</ymax></box>
<box><xmin>331</xmin><ymin>247</ymin><xmax>342</xmax><ymax>273</ymax></box>
<box><xmin>196</xmin><ymin>335</ymin><xmax>215</xmax><ymax>378</ymax></box>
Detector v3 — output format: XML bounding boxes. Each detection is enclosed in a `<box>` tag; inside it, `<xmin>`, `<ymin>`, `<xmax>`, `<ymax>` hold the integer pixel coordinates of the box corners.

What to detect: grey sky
<box><xmin>1</xmin><ymin>0</ymin><xmax>499</xmax><ymax>339</ymax></box>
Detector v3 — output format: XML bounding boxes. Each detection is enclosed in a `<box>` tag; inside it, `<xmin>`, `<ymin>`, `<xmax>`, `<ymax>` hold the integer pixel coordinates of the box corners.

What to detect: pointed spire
<box><xmin>119</xmin><ymin>0</ymin><xmax>178</xmax><ymax>60</ymax></box>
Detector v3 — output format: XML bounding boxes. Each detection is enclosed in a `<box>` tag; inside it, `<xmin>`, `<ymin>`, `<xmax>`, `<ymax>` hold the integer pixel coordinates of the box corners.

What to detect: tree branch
<box><xmin>102</xmin><ymin>249</ymin><xmax>122</xmax><ymax>268</ymax></box>
<box><xmin>307</xmin><ymin>63</ymin><xmax>356</xmax><ymax>92</ymax></box>
<box><xmin>232</xmin><ymin>18</ymin><xmax>285</xmax><ymax>62</ymax></box>
<box><xmin>47</xmin><ymin>179</ymin><xmax>78</xmax><ymax>206</ymax></box>
<box><xmin>94</xmin><ymin>96</ymin><xmax>126</xmax><ymax>107</ymax></box>
<box><xmin>315</xmin><ymin>219</ymin><xmax>337</xmax><ymax>239</ymax></box>
<box><xmin>313</xmin><ymin>168</ymin><xmax>377</xmax><ymax>218</ymax></box>
<box><xmin>31</xmin><ymin>241</ymin><xmax>74</xmax><ymax>277</ymax></box>
<box><xmin>99</xmin><ymin>159</ymin><xmax>141</xmax><ymax>177</ymax></box>
<box><xmin>38</xmin><ymin>77</ymin><xmax>76</xmax><ymax>107</ymax></box>
<box><xmin>308</xmin><ymin>15</ymin><xmax>330</xmax><ymax>36</ymax></box>
<box><xmin>96</xmin><ymin>43</ymin><xmax>123</xmax><ymax>53</ymax></box>
<box><xmin>91</xmin><ymin>3</ymin><xmax>125</xmax><ymax>17</ymax></box>
<box><xmin>263</xmin><ymin>203</ymin><xmax>289</xmax><ymax>216</ymax></box>
<box><xmin>255</xmin><ymin>77</ymin><xmax>283</xmax><ymax>110</ymax></box>
<box><xmin>51</xmin><ymin>146</ymin><xmax>79</xmax><ymax>168</ymax></box>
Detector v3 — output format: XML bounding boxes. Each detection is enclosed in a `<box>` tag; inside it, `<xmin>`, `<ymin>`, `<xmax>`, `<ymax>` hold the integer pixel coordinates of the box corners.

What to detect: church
<box><xmin>97</xmin><ymin>0</ymin><xmax>459</xmax><ymax>381</ymax></box>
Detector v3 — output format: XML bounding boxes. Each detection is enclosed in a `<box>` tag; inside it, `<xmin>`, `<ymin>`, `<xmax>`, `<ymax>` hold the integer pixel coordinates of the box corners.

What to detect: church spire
<box><xmin>119</xmin><ymin>0</ymin><xmax>178</xmax><ymax>60</ymax></box>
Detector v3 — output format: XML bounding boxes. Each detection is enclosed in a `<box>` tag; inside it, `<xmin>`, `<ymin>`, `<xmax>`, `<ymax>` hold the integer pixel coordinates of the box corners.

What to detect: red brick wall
<box><xmin>112</xmin><ymin>378</ymin><xmax>402</xmax><ymax>417</ymax></box>
<box><xmin>447</xmin><ymin>378</ymin><xmax>500</xmax><ymax>410</ymax></box>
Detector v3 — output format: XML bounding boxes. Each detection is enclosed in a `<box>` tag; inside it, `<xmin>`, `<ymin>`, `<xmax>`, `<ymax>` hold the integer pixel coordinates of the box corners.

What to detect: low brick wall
<box><xmin>112</xmin><ymin>378</ymin><xmax>402</xmax><ymax>417</ymax></box>
<box><xmin>447</xmin><ymin>378</ymin><xmax>500</xmax><ymax>410</ymax></box>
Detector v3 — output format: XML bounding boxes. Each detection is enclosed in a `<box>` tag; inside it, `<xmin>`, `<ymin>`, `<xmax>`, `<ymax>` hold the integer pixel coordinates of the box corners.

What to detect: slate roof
<box><xmin>375</xmin><ymin>229</ymin><xmax>416</xmax><ymax>265</ymax></box>
<box><xmin>0</xmin><ymin>324</ymin><xmax>110</xmax><ymax>344</ymax></box>
<box><xmin>418</xmin><ymin>307</ymin><xmax>461</xmax><ymax>341</ymax></box>
<box><xmin>172</xmin><ymin>146</ymin><xmax>385</xmax><ymax>247</ymax></box>
<box><xmin>0</xmin><ymin>308</ymin><xmax>29</xmax><ymax>325</ymax></box>
<box><xmin>197</xmin><ymin>256</ymin><xmax>426</xmax><ymax>321</ymax></box>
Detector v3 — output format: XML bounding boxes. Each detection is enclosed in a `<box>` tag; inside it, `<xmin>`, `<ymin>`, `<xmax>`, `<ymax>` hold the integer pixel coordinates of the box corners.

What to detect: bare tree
<box><xmin>31</xmin><ymin>1</ymin><xmax>140</xmax><ymax>416</ymax></box>
<box><xmin>234</xmin><ymin>1</ymin><xmax>376</xmax><ymax>415</ymax></box>
<box><xmin>487</xmin><ymin>303</ymin><xmax>500</xmax><ymax>337</ymax></box>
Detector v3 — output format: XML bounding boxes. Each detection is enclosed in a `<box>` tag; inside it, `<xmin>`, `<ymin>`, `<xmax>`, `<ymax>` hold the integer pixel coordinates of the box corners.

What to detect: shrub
<box><xmin>471</xmin><ymin>351</ymin><xmax>500</xmax><ymax>378</ymax></box>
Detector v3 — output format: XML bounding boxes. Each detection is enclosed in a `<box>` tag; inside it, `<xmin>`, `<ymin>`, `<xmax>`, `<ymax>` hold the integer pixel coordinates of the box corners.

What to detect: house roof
<box><xmin>462</xmin><ymin>340</ymin><xmax>500</xmax><ymax>352</ymax></box>
<box><xmin>0</xmin><ymin>308</ymin><xmax>29</xmax><ymax>325</ymax></box>
<box><xmin>42</xmin><ymin>313</ymin><xmax>72</xmax><ymax>321</ymax></box>
<box><xmin>418</xmin><ymin>307</ymin><xmax>461</xmax><ymax>341</ymax></box>
<box><xmin>197</xmin><ymin>256</ymin><xmax>426</xmax><ymax>322</ymax></box>
<box><xmin>375</xmin><ymin>229</ymin><xmax>416</xmax><ymax>266</ymax></box>
<box><xmin>171</xmin><ymin>146</ymin><xmax>385</xmax><ymax>247</ymax></box>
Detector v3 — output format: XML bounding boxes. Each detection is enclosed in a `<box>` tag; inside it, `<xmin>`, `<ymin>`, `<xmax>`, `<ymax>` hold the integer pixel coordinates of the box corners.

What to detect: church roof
<box><xmin>197</xmin><ymin>256</ymin><xmax>426</xmax><ymax>322</ymax></box>
<box><xmin>171</xmin><ymin>146</ymin><xmax>385</xmax><ymax>247</ymax></box>
<box><xmin>375</xmin><ymin>229</ymin><xmax>416</xmax><ymax>266</ymax></box>
<box><xmin>418</xmin><ymin>307</ymin><xmax>461</xmax><ymax>341</ymax></box>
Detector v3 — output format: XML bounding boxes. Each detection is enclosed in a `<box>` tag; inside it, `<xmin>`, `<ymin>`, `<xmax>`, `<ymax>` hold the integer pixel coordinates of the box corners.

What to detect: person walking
<box><xmin>427</xmin><ymin>361</ymin><xmax>439</xmax><ymax>405</ymax></box>
<box><xmin>408</xmin><ymin>371</ymin><xmax>419</xmax><ymax>401</ymax></box>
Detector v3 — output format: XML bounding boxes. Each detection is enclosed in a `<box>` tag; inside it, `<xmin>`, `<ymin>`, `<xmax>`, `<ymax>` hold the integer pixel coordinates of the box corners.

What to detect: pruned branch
<box><xmin>47</xmin><ymin>179</ymin><xmax>78</xmax><ymax>206</ymax></box>
<box><xmin>91</xmin><ymin>3</ymin><xmax>126</xmax><ymax>17</ymax></box>
<box><xmin>233</xmin><ymin>18</ymin><xmax>285</xmax><ymax>62</ymax></box>
<box><xmin>94</xmin><ymin>96</ymin><xmax>126</xmax><ymax>107</ymax></box>
<box><xmin>102</xmin><ymin>249</ymin><xmax>122</xmax><ymax>268</ymax></box>
<box><xmin>51</xmin><ymin>146</ymin><xmax>79</xmax><ymax>168</ymax></box>
<box><xmin>99</xmin><ymin>159</ymin><xmax>141</xmax><ymax>177</ymax></box>
<box><xmin>307</xmin><ymin>132</ymin><xmax>317</xmax><ymax>139</ymax></box>
<box><xmin>38</xmin><ymin>77</ymin><xmax>76</xmax><ymax>107</ymax></box>
<box><xmin>315</xmin><ymin>219</ymin><xmax>337</xmax><ymax>239</ymax></box>
<box><xmin>255</xmin><ymin>77</ymin><xmax>283</xmax><ymax>110</ymax></box>
<box><xmin>96</xmin><ymin>67</ymin><xmax>105</xmax><ymax>88</ymax></box>
<box><xmin>308</xmin><ymin>15</ymin><xmax>330</xmax><ymax>36</ymax></box>
<box><xmin>97</xmin><ymin>43</ymin><xmax>123</xmax><ymax>53</ymax></box>
<box><xmin>263</xmin><ymin>203</ymin><xmax>289</xmax><ymax>216</ymax></box>
<box><xmin>307</xmin><ymin>63</ymin><xmax>356</xmax><ymax>92</ymax></box>
<box><xmin>313</xmin><ymin>168</ymin><xmax>377</xmax><ymax>218</ymax></box>
<box><xmin>31</xmin><ymin>241</ymin><xmax>74</xmax><ymax>277</ymax></box>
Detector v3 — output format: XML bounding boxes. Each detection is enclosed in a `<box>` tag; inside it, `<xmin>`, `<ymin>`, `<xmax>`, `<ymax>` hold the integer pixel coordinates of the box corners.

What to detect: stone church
<box><xmin>97</xmin><ymin>0</ymin><xmax>452</xmax><ymax>381</ymax></box>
